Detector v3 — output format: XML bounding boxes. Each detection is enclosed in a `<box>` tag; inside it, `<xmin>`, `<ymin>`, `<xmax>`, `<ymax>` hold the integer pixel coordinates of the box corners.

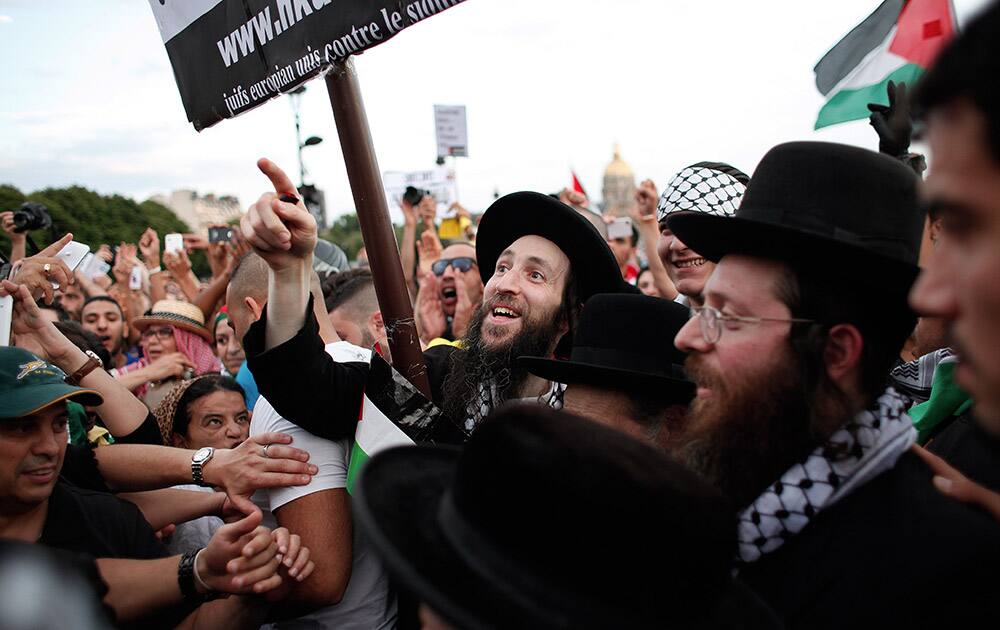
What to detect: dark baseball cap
<box><xmin>0</xmin><ymin>347</ymin><xmax>102</xmax><ymax>419</ymax></box>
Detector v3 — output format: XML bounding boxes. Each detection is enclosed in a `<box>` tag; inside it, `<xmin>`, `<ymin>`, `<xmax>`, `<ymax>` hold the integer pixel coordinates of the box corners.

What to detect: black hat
<box><xmin>355</xmin><ymin>404</ymin><xmax>781</xmax><ymax>630</ymax></box>
<box><xmin>666</xmin><ymin>142</ymin><xmax>924</xmax><ymax>292</ymax></box>
<box><xmin>476</xmin><ymin>192</ymin><xmax>624</xmax><ymax>302</ymax></box>
<box><xmin>517</xmin><ymin>293</ymin><xmax>695</xmax><ymax>403</ymax></box>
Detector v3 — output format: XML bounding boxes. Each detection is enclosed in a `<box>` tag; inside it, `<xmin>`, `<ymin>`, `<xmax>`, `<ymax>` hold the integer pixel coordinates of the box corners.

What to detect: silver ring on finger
<box><xmin>262</xmin><ymin>444</ymin><xmax>270</xmax><ymax>459</ymax></box>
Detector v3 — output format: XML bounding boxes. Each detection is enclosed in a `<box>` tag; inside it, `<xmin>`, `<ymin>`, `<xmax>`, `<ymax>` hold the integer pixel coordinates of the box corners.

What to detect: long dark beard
<box><xmin>672</xmin><ymin>348</ymin><xmax>825</xmax><ymax>508</ymax></box>
<box><xmin>442</xmin><ymin>299</ymin><xmax>564</xmax><ymax>424</ymax></box>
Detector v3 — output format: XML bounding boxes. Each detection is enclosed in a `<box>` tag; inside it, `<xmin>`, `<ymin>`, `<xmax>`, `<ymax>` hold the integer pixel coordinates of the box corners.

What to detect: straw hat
<box><xmin>132</xmin><ymin>300</ymin><xmax>212</xmax><ymax>342</ymax></box>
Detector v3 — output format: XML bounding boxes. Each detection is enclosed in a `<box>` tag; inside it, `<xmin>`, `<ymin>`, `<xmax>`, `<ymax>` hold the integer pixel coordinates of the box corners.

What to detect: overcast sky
<box><xmin>0</xmin><ymin>0</ymin><xmax>990</xmax><ymax>224</ymax></box>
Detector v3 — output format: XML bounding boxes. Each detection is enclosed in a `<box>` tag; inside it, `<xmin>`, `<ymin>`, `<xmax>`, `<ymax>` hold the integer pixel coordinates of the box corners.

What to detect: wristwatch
<box><xmin>191</xmin><ymin>447</ymin><xmax>215</xmax><ymax>486</ymax></box>
<box><xmin>64</xmin><ymin>350</ymin><xmax>103</xmax><ymax>386</ymax></box>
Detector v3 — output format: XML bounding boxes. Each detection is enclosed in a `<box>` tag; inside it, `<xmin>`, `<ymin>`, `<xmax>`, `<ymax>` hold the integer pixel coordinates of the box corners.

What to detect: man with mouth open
<box><xmin>656</xmin><ymin>162</ymin><xmax>749</xmax><ymax>308</ymax></box>
<box><xmin>238</xmin><ymin>159</ymin><xmax>624</xmax><ymax>443</ymax></box>
<box><xmin>413</xmin><ymin>240</ymin><xmax>484</xmax><ymax>344</ymax></box>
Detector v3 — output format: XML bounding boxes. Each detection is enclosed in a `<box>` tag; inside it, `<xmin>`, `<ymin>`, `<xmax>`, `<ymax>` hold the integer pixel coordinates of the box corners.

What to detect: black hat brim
<box><xmin>354</xmin><ymin>445</ymin><xmax>544</xmax><ymax>630</ymax></box>
<box><xmin>476</xmin><ymin>192</ymin><xmax>625</xmax><ymax>302</ymax></box>
<box><xmin>356</xmin><ymin>444</ymin><xmax>781</xmax><ymax>630</ymax></box>
<box><xmin>666</xmin><ymin>211</ymin><xmax>920</xmax><ymax>293</ymax></box>
<box><xmin>517</xmin><ymin>356</ymin><xmax>695</xmax><ymax>405</ymax></box>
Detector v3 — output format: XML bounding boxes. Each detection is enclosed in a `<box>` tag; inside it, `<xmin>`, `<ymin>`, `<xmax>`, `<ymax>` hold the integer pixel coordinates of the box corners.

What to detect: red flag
<box><xmin>571</xmin><ymin>171</ymin><xmax>588</xmax><ymax>198</ymax></box>
<box><xmin>888</xmin><ymin>0</ymin><xmax>957</xmax><ymax>69</ymax></box>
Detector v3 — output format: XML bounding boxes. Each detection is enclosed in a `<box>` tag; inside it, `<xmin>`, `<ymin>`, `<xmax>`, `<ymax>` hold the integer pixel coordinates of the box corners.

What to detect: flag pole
<box><xmin>324</xmin><ymin>59</ymin><xmax>432</xmax><ymax>399</ymax></box>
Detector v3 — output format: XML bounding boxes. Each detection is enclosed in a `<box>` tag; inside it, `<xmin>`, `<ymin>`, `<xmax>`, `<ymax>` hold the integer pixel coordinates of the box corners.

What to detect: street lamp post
<box><xmin>289</xmin><ymin>86</ymin><xmax>326</xmax><ymax>227</ymax></box>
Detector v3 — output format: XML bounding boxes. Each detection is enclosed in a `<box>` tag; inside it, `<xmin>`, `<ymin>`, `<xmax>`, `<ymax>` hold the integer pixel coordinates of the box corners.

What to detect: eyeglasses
<box><xmin>141</xmin><ymin>326</ymin><xmax>174</xmax><ymax>340</ymax></box>
<box><xmin>690</xmin><ymin>305</ymin><xmax>814</xmax><ymax>344</ymax></box>
<box><xmin>431</xmin><ymin>257</ymin><xmax>477</xmax><ymax>276</ymax></box>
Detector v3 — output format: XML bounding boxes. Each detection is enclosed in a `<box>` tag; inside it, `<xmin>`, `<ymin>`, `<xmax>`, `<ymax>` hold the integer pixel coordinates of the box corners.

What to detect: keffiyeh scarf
<box><xmin>736</xmin><ymin>387</ymin><xmax>916</xmax><ymax>564</ymax></box>
<box><xmin>463</xmin><ymin>380</ymin><xmax>565</xmax><ymax>434</ymax></box>
<box><xmin>656</xmin><ymin>161</ymin><xmax>749</xmax><ymax>222</ymax></box>
<box><xmin>889</xmin><ymin>347</ymin><xmax>955</xmax><ymax>405</ymax></box>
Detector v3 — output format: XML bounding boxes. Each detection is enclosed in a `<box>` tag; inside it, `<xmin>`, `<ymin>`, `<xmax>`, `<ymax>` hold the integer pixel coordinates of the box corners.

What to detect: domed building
<box><xmin>601</xmin><ymin>144</ymin><xmax>636</xmax><ymax>217</ymax></box>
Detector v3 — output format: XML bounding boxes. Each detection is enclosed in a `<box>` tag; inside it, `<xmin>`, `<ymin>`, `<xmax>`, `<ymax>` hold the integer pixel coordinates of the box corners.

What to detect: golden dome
<box><xmin>604</xmin><ymin>143</ymin><xmax>633</xmax><ymax>178</ymax></box>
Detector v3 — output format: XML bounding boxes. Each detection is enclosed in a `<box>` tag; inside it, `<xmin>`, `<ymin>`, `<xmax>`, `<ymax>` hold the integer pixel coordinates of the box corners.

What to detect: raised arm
<box><xmin>243</xmin><ymin>298</ymin><xmax>369</xmax><ymax>440</ymax></box>
<box><xmin>633</xmin><ymin>180</ymin><xmax>678</xmax><ymax>300</ymax></box>
<box><xmin>239</xmin><ymin>158</ymin><xmax>318</xmax><ymax>350</ymax></box>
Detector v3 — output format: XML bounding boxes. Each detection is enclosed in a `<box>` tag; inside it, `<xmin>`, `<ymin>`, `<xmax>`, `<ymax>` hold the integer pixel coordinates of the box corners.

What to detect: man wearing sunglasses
<box><xmin>414</xmin><ymin>242</ymin><xmax>484</xmax><ymax>344</ymax></box>
<box><xmin>665</xmin><ymin>141</ymin><xmax>999</xmax><ymax>627</ymax></box>
<box><xmin>238</xmin><ymin>159</ymin><xmax>623</xmax><ymax>445</ymax></box>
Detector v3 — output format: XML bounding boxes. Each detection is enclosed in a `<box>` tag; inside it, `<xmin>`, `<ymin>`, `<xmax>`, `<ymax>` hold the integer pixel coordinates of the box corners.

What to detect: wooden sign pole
<box><xmin>324</xmin><ymin>59</ymin><xmax>432</xmax><ymax>399</ymax></box>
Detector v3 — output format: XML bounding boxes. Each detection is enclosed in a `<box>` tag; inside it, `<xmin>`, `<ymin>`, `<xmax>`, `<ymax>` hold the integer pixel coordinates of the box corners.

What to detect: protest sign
<box><xmin>383</xmin><ymin>168</ymin><xmax>458</xmax><ymax>212</ymax></box>
<box><xmin>149</xmin><ymin>0</ymin><xmax>468</xmax><ymax>131</ymax></box>
<box><xmin>149</xmin><ymin>0</ymin><xmax>464</xmax><ymax>398</ymax></box>
<box><xmin>433</xmin><ymin>104</ymin><xmax>468</xmax><ymax>158</ymax></box>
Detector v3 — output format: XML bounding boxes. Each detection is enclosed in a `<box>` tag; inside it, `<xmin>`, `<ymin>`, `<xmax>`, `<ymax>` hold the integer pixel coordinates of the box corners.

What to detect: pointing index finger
<box><xmin>257</xmin><ymin>158</ymin><xmax>298</xmax><ymax>197</ymax></box>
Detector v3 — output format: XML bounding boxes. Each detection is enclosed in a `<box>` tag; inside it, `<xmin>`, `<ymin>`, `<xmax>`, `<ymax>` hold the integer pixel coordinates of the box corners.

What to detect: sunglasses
<box><xmin>141</xmin><ymin>326</ymin><xmax>174</xmax><ymax>340</ymax></box>
<box><xmin>431</xmin><ymin>257</ymin><xmax>477</xmax><ymax>276</ymax></box>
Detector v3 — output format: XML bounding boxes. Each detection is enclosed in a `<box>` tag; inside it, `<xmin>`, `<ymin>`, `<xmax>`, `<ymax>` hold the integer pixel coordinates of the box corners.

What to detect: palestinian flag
<box><xmin>814</xmin><ymin>0</ymin><xmax>957</xmax><ymax>129</ymax></box>
<box><xmin>346</xmin><ymin>353</ymin><xmax>466</xmax><ymax>493</ymax></box>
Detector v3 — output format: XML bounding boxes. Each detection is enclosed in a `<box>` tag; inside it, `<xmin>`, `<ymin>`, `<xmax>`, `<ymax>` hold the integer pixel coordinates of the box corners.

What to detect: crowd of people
<box><xmin>1</xmin><ymin>3</ymin><xmax>1000</xmax><ymax>628</ymax></box>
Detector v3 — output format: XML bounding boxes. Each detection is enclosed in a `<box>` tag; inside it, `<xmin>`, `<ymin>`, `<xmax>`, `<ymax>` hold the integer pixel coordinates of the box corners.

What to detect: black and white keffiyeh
<box><xmin>889</xmin><ymin>347</ymin><xmax>955</xmax><ymax>405</ymax></box>
<box><xmin>656</xmin><ymin>162</ymin><xmax>750</xmax><ymax>222</ymax></box>
<box><xmin>736</xmin><ymin>387</ymin><xmax>916</xmax><ymax>564</ymax></box>
<box><xmin>463</xmin><ymin>380</ymin><xmax>565</xmax><ymax>434</ymax></box>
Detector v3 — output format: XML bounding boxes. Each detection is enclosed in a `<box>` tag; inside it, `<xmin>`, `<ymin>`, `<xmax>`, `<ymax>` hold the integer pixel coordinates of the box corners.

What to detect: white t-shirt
<box><xmin>167</xmin><ymin>484</ymin><xmax>222</xmax><ymax>556</ymax></box>
<box><xmin>251</xmin><ymin>341</ymin><xmax>396</xmax><ymax>630</ymax></box>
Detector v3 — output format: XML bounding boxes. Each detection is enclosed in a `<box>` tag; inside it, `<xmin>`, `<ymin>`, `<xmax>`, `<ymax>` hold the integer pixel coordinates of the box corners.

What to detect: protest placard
<box><xmin>148</xmin><ymin>0</ymin><xmax>469</xmax><ymax>398</ymax></box>
<box><xmin>433</xmin><ymin>104</ymin><xmax>468</xmax><ymax>158</ymax></box>
<box><xmin>149</xmin><ymin>0</ymin><xmax>468</xmax><ymax>131</ymax></box>
<box><xmin>383</xmin><ymin>168</ymin><xmax>458</xmax><ymax>212</ymax></box>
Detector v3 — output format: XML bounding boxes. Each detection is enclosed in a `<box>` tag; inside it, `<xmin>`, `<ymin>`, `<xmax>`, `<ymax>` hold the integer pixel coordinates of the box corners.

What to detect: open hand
<box><xmin>414</xmin><ymin>274</ymin><xmax>447</xmax><ymax>343</ymax></box>
<box><xmin>205</xmin><ymin>432</ymin><xmax>317</xmax><ymax>515</ymax></box>
<box><xmin>416</xmin><ymin>229</ymin><xmax>443</xmax><ymax>279</ymax></box>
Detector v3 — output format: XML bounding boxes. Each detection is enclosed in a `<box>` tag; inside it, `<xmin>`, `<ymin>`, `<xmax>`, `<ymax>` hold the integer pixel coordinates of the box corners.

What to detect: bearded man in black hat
<box><xmin>666</xmin><ymin>141</ymin><xmax>1000</xmax><ymax>627</ymax></box>
<box><xmin>238</xmin><ymin>159</ymin><xmax>623</xmax><ymax>443</ymax></box>
<box><xmin>519</xmin><ymin>293</ymin><xmax>694</xmax><ymax>451</ymax></box>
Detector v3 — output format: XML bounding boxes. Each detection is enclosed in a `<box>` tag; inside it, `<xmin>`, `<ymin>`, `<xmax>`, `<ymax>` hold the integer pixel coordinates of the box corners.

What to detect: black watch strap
<box><xmin>178</xmin><ymin>550</ymin><xmax>207</xmax><ymax>603</ymax></box>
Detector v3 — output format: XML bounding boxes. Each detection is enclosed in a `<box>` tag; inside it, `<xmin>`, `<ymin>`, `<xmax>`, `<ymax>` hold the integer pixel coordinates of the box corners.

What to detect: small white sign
<box><xmin>383</xmin><ymin>168</ymin><xmax>458</xmax><ymax>214</ymax></box>
<box><xmin>434</xmin><ymin>104</ymin><xmax>468</xmax><ymax>158</ymax></box>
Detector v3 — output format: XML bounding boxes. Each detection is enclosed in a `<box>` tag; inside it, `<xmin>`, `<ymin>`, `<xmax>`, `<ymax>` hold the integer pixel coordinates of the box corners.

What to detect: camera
<box><xmin>12</xmin><ymin>202</ymin><xmax>52</xmax><ymax>234</ymax></box>
<box><xmin>402</xmin><ymin>186</ymin><xmax>428</xmax><ymax>207</ymax></box>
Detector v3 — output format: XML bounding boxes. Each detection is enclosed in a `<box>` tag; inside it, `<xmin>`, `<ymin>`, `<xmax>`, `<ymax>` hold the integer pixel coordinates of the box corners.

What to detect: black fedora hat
<box><xmin>355</xmin><ymin>404</ymin><xmax>781</xmax><ymax>630</ymax></box>
<box><xmin>666</xmin><ymin>142</ymin><xmax>924</xmax><ymax>293</ymax></box>
<box><xmin>476</xmin><ymin>192</ymin><xmax>624</xmax><ymax>302</ymax></box>
<box><xmin>517</xmin><ymin>293</ymin><xmax>695</xmax><ymax>403</ymax></box>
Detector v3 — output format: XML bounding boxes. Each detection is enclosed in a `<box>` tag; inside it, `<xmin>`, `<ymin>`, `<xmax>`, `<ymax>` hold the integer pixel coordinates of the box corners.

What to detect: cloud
<box><xmin>0</xmin><ymin>15</ymin><xmax>13</xmax><ymax>24</ymax></box>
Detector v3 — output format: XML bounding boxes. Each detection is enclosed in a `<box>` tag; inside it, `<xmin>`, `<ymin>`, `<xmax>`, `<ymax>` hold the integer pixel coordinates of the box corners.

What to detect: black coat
<box><xmin>739</xmin><ymin>451</ymin><xmax>1000</xmax><ymax>628</ymax></box>
<box><xmin>244</xmin><ymin>298</ymin><xmax>459</xmax><ymax>443</ymax></box>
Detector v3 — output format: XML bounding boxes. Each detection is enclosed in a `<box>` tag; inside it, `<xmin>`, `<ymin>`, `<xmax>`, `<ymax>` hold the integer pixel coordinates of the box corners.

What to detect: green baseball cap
<box><xmin>0</xmin><ymin>347</ymin><xmax>103</xmax><ymax>419</ymax></box>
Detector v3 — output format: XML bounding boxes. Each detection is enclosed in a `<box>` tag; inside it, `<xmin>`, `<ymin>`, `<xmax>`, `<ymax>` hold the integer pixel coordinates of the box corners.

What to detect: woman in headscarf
<box><xmin>153</xmin><ymin>374</ymin><xmax>250</xmax><ymax>555</ymax></box>
<box><xmin>118</xmin><ymin>300</ymin><xmax>222</xmax><ymax>409</ymax></box>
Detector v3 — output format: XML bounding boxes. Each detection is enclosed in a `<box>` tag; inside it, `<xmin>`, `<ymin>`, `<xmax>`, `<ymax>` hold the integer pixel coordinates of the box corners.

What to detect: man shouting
<box><xmin>239</xmin><ymin>159</ymin><xmax>623</xmax><ymax>443</ymax></box>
